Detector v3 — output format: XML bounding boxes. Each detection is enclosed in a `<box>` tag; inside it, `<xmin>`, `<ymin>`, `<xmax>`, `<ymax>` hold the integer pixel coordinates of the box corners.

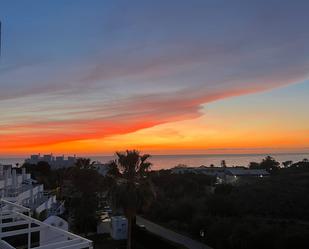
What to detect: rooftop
<box><xmin>0</xmin><ymin>199</ymin><xmax>93</xmax><ymax>249</ymax></box>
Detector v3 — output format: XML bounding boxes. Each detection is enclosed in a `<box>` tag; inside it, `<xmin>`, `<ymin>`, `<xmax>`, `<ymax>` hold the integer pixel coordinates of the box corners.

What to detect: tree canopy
<box><xmin>107</xmin><ymin>150</ymin><xmax>154</xmax><ymax>249</ymax></box>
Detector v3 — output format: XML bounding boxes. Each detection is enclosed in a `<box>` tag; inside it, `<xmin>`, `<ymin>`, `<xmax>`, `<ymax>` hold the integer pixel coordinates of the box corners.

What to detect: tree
<box><xmin>260</xmin><ymin>156</ymin><xmax>280</xmax><ymax>173</ymax></box>
<box><xmin>74</xmin><ymin>158</ymin><xmax>95</xmax><ymax>170</ymax></box>
<box><xmin>107</xmin><ymin>150</ymin><xmax>154</xmax><ymax>249</ymax></box>
<box><xmin>23</xmin><ymin>161</ymin><xmax>51</xmax><ymax>176</ymax></box>
<box><xmin>23</xmin><ymin>161</ymin><xmax>56</xmax><ymax>189</ymax></box>
<box><xmin>249</xmin><ymin>162</ymin><xmax>260</xmax><ymax>169</ymax></box>
<box><xmin>291</xmin><ymin>158</ymin><xmax>309</xmax><ymax>169</ymax></box>
<box><xmin>249</xmin><ymin>157</ymin><xmax>280</xmax><ymax>172</ymax></box>
<box><xmin>282</xmin><ymin>160</ymin><xmax>293</xmax><ymax>168</ymax></box>
<box><xmin>65</xmin><ymin>158</ymin><xmax>102</xmax><ymax>235</ymax></box>
<box><xmin>221</xmin><ymin>160</ymin><xmax>227</xmax><ymax>168</ymax></box>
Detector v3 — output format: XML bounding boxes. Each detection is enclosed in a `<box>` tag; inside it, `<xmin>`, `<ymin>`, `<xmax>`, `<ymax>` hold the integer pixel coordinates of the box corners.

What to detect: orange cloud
<box><xmin>0</xmin><ymin>77</ymin><xmax>306</xmax><ymax>153</ymax></box>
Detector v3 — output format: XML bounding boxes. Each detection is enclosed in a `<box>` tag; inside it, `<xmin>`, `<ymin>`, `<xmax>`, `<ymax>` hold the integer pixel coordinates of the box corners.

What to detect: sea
<box><xmin>0</xmin><ymin>153</ymin><xmax>308</xmax><ymax>170</ymax></box>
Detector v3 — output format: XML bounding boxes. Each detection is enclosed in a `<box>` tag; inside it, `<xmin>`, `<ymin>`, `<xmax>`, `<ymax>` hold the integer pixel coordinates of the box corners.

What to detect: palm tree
<box><xmin>107</xmin><ymin>150</ymin><xmax>154</xmax><ymax>249</ymax></box>
<box><xmin>74</xmin><ymin>158</ymin><xmax>95</xmax><ymax>170</ymax></box>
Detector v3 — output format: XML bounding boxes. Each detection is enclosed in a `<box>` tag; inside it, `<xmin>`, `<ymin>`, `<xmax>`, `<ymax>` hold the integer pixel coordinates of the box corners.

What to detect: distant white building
<box><xmin>171</xmin><ymin>165</ymin><xmax>225</xmax><ymax>176</ymax></box>
<box><xmin>171</xmin><ymin>165</ymin><xmax>270</xmax><ymax>184</ymax></box>
<box><xmin>0</xmin><ymin>164</ymin><xmax>57</xmax><ymax>215</ymax></box>
<box><xmin>25</xmin><ymin>154</ymin><xmax>77</xmax><ymax>169</ymax></box>
<box><xmin>223</xmin><ymin>168</ymin><xmax>270</xmax><ymax>184</ymax></box>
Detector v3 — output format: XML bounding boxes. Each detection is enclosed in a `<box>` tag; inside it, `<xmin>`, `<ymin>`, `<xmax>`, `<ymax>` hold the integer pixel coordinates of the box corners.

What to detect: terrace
<box><xmin>0</xmin><ymin>199</ymin><xmax>93</xmax><ymax>249</ymax></box>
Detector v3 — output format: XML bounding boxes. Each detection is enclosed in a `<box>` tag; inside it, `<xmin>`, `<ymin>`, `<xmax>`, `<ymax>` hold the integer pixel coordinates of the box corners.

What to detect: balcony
<box><xmin>0</xmin><ymin>199</ymin><xmax>93</xmax><ymax>249</ymax></box>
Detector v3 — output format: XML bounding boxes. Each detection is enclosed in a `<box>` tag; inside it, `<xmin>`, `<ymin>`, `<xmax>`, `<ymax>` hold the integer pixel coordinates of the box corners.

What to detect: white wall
<box><xmin>0</xmin><ymin>174</ymin><xmax>31</xmax><ymax>189</ymax></box>
<box><xmin>36</xmin><ymin>195</ymin><xmax>57</xmax><ymax>214</ymax></box>
<box><xmin>111</xmin><ymin>216</ymin><xmax>128</xmax><ymax>240</ymax></box>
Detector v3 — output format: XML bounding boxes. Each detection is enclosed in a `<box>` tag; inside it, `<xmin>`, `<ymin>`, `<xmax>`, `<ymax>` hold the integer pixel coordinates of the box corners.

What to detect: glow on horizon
<box><xmin>2</xmin><ymin>82</ymin><xmax>309</xmax><ymax>157</ymax></box>
<box><xmin>0</xmin><ymin>1</ymin><xmax>309</xmax><ymax>156</ymax></box>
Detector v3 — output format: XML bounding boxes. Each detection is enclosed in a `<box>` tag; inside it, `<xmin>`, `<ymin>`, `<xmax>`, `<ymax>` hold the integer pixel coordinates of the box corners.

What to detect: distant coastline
<box><xmin>1</xmin><ymin>152</ymin><xmax>308</xmax><ymax>170</ymax></box>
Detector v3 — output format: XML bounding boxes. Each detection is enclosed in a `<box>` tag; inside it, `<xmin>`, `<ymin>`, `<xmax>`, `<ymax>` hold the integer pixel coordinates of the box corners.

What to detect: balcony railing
<box><xmin>0</xmin><ymin>199</ymin><xmax>93</xmax><ymax>249</ymax></box>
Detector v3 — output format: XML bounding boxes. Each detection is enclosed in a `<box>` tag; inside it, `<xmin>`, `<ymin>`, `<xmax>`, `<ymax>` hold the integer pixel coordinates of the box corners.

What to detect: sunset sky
<box><xmin>0</xmin><ymin>0</ymin><xmax>308</xmax><ymax>156</ymax></box>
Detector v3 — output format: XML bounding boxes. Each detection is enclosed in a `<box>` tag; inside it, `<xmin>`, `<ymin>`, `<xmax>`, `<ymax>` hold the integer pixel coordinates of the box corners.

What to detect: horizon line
<box><xmin>1</xmin><ymin>151</ymin><xmax>309</xmax><ymax>159</ymax></box>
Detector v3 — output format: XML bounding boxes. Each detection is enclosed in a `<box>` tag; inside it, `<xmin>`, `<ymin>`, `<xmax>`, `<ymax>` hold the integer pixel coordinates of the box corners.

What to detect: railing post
<box><xmin>0</xmin><ymin>199</ymin><xmax>2</xmax><ymax>235</ymax></box>
<box><xmin>28</xmin><ymin>209</ymin><xmax>31</xmax><ymax>248</ymax></box>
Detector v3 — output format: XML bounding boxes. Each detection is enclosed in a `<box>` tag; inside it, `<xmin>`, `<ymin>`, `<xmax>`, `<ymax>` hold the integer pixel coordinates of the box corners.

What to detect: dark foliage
<box><xmin>64</xmin><ymin>158</ymin><xmax>104</xmax><ymax>235</ymax></box>
<box><xmin>23</xmin><ymin>161</ymin><xmax>61</xmax><ymax>190</ymax></box>
<box><xmin>249</xmin><ymin>156</ymin><xmax>280</xmax><ymax>173</ymax></box>
<box><xmin>144</xmin><ymin>158</ymin><xmax>309</xmax><ymax>249</ymax></box>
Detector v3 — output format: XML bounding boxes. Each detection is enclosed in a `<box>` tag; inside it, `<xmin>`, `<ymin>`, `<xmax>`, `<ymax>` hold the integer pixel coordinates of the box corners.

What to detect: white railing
<box><xmin>0</xmin><ymin>199</ymin><xmax>93</xmax><ymax>249</ymax></box>
<box><xmin>35</xmin><ymin>195</ymin><xmax>56</xmax><ymax>214</ymax></box>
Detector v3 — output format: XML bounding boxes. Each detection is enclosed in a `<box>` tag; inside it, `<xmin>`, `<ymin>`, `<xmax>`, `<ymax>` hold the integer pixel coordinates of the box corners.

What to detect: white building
<box><xmin>0</xmin><ymin>164</ymin><xmax>57</xmax><ymax>215</ymax></box>
<box><xmin>223</xmin><ymin>168</ymin><xmax>270</xmax><ymax>184</ymax></box>
<box><xmin>171</xmin><ymin>165</ymin><xmax>225</xmax><ymax>176</ymax></box>
<box><xmin>0</xmin><ymin>199</ymin><xmax>93</xmax><ymax>249</ymax></box>
<box><xmin>25</xmin><ymin>154</ymin><xmax>77</xmax><ymax>169</ymax></box>
<box><xmin>110</xmin><ymin>216</ymin><xmax>128</xmax><ymax>240</ymax></box>
<box><xmin>171</xmin><ymin>165</ymin><xmax>270</xmax><ymax>184</ymax></box>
